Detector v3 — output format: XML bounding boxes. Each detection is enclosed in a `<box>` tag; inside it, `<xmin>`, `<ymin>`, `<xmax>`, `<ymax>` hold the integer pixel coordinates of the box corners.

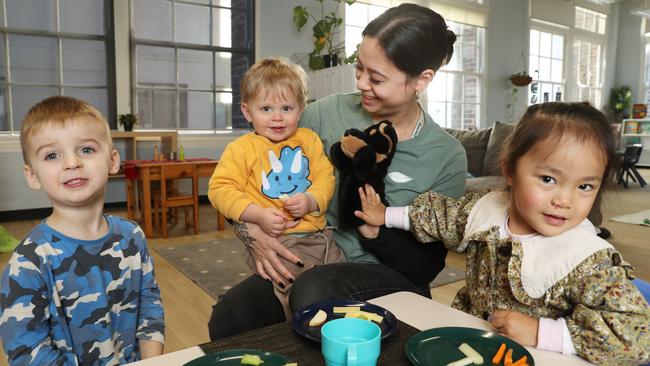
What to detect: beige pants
<box><xmin>244</xmin><ymin>229</ymin><xmax>345</xmax><ymax>320</ymax></box>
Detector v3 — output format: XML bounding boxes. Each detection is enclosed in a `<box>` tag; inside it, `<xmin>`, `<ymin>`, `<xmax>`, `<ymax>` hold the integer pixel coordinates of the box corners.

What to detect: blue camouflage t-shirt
<box><xmin>0</xmin><ymin>215</ymin><xmax>164</xmax><ymax>366</ymax></box>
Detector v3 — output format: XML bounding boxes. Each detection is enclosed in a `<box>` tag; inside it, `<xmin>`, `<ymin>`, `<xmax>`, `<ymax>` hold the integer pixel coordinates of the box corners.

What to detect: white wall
<box><xmin>615</xmin><ymin>0</ymin><xmax>645</xmax><ymax>102</ymax></box>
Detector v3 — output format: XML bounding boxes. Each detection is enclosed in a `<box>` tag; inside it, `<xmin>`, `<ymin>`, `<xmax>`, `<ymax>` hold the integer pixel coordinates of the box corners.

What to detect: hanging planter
<box><xmin>510</xmin><ymin>72</ymin><xmax>533</xmax><ymax>87</ymax></box>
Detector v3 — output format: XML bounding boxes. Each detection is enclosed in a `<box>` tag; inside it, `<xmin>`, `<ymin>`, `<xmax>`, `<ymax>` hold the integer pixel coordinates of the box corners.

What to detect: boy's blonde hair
<box><xmin>240</xmin><ymin>58</ymin><xmax>308</xmax><ymax>108</ymax></box>
<box><xmin>20</xmin><ymin>96</ymin><xmax>112</xmax><ymax>164</ymax></box>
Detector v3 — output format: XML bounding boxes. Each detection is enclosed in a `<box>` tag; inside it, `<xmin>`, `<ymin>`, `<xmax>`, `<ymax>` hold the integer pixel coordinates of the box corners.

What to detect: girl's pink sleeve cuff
<box><xmin>536</xmin><ymin>317</ymin><xmax>576</xmax><ymax>355</ymax></box>
<box><xmin>385</xmin><ymin>206</ymin><xmax>409</xmax><ymax>230</ymax></box>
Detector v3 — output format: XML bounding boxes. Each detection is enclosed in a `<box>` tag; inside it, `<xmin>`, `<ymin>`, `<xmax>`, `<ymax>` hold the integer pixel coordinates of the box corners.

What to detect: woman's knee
<box><xmin>207</xmin><ymin>275</ymin><xmax>284</xmax><ymax>340</ymax></box>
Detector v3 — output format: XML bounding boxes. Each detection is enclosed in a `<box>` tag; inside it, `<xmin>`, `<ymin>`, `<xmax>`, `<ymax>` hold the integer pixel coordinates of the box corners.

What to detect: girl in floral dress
<box><xmin>356</xmin><ymin>102</ymin><xmax>650</xmax><ymax>365</ymax></box>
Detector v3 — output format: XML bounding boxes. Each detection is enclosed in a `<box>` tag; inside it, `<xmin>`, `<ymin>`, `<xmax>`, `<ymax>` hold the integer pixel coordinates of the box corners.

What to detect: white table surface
<box><xmin>127</xmin><ymin>291</ymin><xmax>592</xmax><ymax>365</ymax></box>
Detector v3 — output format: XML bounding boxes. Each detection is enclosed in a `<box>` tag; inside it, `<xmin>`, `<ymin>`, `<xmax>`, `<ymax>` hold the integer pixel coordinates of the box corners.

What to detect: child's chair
<box><xmin>159</xmin><ymin>162</ymin><xmax>200</xmax><ymax>238</ymax></box>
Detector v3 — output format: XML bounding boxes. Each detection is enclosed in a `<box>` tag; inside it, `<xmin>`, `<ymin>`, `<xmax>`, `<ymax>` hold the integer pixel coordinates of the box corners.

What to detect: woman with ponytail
<box><xmin>208</xmin><ymin>3</ymin><xmax>467</xmax><ymax>339</ymax></box>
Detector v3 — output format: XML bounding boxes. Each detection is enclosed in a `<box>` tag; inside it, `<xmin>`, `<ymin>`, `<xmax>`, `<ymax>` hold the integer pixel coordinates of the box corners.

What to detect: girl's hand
<box><xmin>258</xmin><ymin>208</ymin><xmax>289</xmax><ymax>237</ymax></box>
<box><xmin>489</xmin><ymin>310</ymin><xmax>539</xmax><ymax>346</ymax></box>
<box><xmin>282</xmin><ymin>192</ymin><xmax>317</xmax><ymax>218</ymax></box>
<box><xmin>354</xmin><ymin>184</ymin><xmax>386</xmax><ymax>227</ymax></box>
<box><xmin>235</xmin><ymin>221</ymin><xmax>302</xmax><ymax>285</ymax></box>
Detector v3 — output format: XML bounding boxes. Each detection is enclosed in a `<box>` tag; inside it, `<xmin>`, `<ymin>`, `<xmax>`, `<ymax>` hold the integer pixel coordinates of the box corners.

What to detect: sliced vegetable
<box><xmin>283</xmin><ymin>363</ymin><xmax>298</xmax><ymax>366</ymax></box>
<box><xmin>241</xmin><ymin>354</ymin><xmax>264</xmax><ymax>365</ymax></box>
<box><xmin>511</xmin><ymin>355</ymin><xmax>527</xmax><ymax>366</ymax></box>
<box><xmin>344</xmin><ymin>310</ymin><xmax>383</xmax><ymax>323</ymax></box>
<box><xmin>492</xmin><ymin>343</ymin><xmax>506</xmax><ymax>364</ymax></box>
<box><xmin>504</xmin><ymin>348</ymin><xmax>513</xmax><ymax>366</ymax></box>
<box><xmin>459</xmin><ymin>343</ymin><xmax>484</xmax><ymax>364</ymax></box>
<box><xmin>445</xmin><ymin>356</ymin><xmax>474</xmax><ymax>366</ymax></box>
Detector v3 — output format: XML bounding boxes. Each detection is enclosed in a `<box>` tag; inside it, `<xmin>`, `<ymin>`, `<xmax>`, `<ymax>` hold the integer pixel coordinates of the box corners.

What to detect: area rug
<box><xmin>154</xmin><ymin>239</ymin><xmax>466</xmax><ymax>300</ymax></box>
<box><xmin>609</xmin><ymin>209</ymin><xmax>650</xmax><ymax>226</ymax></box>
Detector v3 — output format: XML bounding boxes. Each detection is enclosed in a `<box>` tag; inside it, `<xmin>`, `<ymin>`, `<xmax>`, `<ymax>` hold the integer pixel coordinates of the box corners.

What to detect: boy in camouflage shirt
<box><xmin>0</xmin><ymin>96</ymin><xmax>164</xmax><ymax>365</ymax></box>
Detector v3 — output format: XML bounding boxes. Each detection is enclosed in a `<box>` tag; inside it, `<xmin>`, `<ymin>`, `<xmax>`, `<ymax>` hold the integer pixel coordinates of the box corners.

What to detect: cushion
<box><xmin>444</xmin><ymin>127</ymin><xmax>491</xmax><ymax>177</ymax></box>
<box><xmin>482</xmin><ymin>121</ymin><xmax>515</xmax><ymax>176</ymax></box>
<box><xmin>466</xmin><ymin>176</ymin><xmax>507</xmax><ymax>193</ymax></box>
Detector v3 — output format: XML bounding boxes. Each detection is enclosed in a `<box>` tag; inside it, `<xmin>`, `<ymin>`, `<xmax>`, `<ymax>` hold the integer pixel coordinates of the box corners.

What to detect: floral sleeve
<box><xmin>565</xmin><ymin>251</ymin><xmax>650</xmax><ymax>364</ymax></box>
<box><xmin>407</xmin><ymin>192</ymin><xmax>483</xmax><ymax>252</ymax></box>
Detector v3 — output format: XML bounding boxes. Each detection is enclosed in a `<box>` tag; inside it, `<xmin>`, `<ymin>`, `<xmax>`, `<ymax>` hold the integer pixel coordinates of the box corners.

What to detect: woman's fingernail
<box><xmin>297</xmin><ymin>261</ymin><xmax>305</xmax><ymax>267</ymax></box>
<box><xmin>279</xmin><ymin>282</ymin><xmax>286</xmax><ymax>289</ymax></box>
<box><xmin>289</xmin><ymin>278</ymin><xmax>294</xmax><ymax>283</ymax></box>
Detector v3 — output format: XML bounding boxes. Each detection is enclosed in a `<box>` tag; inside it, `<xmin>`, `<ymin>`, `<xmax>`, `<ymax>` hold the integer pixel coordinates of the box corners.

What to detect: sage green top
<box><xmin>300</xmin><ymin>93</ymin><xmax>467</xmax><ymax>262</ymax></box>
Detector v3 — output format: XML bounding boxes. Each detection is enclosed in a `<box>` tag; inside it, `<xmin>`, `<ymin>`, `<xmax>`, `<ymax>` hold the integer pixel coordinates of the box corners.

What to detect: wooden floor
<box><xmin>0</xmin><ymin>169</ymin><xmax>648</xmax><ymax>364</ymax></box>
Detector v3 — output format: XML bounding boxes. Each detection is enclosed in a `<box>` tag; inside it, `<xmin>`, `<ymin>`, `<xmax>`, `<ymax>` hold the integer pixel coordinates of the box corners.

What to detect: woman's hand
<box><xmin>235</xmin><ymin>221</ymin><xmax>302</xmax><ymax>285</ymax></box>
<box><xmin>489</xmin><ymin>310</ymin><xmax>539</xmax><ymax>346</ymax></box>
<box><xmin>354</xmin><ymin>184</ymin><xmax>386</xmax><ymax>227</ymax></box>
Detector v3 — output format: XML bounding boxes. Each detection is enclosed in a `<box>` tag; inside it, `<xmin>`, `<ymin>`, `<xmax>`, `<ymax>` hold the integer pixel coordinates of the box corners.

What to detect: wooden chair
<box><xmin>159</xmin><ymin>162</ymin><xmax>199</xmax><ymax>238</ymax></box>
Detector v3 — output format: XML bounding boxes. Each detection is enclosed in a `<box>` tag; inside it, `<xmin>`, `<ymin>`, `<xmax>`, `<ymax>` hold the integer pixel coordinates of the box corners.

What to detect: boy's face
<box><xmin>241</xmin><ymin>89</ymin><xmax>303</xmax><ymax>143</ymax></box>
<box><xmin>506</xmin><ymin>137</ymin><xmax>605</xmax><ymax>237</ymax></box>
<box><xmin>23</xmin><ymin>118</ymin><xmax>120</xmax><ymax>210</ymax></box>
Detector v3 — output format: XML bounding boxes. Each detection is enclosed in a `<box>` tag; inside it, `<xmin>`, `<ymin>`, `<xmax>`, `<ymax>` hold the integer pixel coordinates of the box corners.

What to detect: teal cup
<box><xmin>321</xmin><ymin>318</ymin><xmax>381</xmax><ymax>366</ymax></box>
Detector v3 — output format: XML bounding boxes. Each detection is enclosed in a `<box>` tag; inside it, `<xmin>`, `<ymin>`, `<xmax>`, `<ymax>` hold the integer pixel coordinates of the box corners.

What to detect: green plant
<box><xmin>608</xmin><ymin>86</ymin><xmax>632</xmax><ymax>121</ymax></box>
<box><xmin>293</xmin><ymin>0</ymin><xmax>356</xmax><ymax>70</ymax></box>
<box><xmin>118</xmin><ymin>113</ymin><xmax>138</xmax><ymax>131</ymax></box>
<box><xmin>509</xmin><ymin>71</ymin><xmax>532</xmax><ymax>87</ymax></box>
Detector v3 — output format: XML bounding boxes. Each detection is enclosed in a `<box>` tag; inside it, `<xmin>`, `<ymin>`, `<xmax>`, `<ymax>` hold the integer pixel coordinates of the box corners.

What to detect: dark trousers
<box><xmin>207</xmin><ymin>262</ymin><xmax>430</xmax><ymax>340</ymax></box>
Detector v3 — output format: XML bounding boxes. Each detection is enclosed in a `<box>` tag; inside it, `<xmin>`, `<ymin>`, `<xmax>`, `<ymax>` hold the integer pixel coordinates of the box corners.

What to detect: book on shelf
<box><xmin>624</xmin><ymin>121</ymin><xmax>639</xmax><ymax>134</ymax></box>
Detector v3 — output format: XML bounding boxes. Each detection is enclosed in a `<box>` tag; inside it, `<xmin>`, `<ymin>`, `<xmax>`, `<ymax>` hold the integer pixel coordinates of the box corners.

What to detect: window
<box><xmin>529</xmin><ymin>6</ymin><xmax>607</xmax><ymax>108</ymax></box>
<box><xmin>132</xmin><ymin>0</ymin><xmax>254</xmax><ymax>130</ymax></box>
<box><xmin>529</xmin><ymin>29</ymin><xmax>565</xmax><ymax>104</ymax></box>
<box><xmin>0</xmin><ymin>0</ymin><xmax>110</xmax><ymax>133</ymax></box>
<box><xmin>344</xmin><ymin>2</ymin><xmax>486</xmax><ymax>129</ymax></box>
<box><xmin>427</xmin><ymin>22</ymin><xmax>485</xmax><ymax>129</ymax></box>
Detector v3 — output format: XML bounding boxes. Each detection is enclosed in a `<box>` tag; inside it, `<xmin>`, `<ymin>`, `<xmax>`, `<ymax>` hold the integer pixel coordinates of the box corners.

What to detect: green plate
<box><xmin>183</xmin><ymin>349</ymin><xmax>291</xmax><ymax>366</ymax></box>
<box><xmin>405</xmin><ymin>327</ymin><xmax>535</xmax><ymax>366</ymax></box>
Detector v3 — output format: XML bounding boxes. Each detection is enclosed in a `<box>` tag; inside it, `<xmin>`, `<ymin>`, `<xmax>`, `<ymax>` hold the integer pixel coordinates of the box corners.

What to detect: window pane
<box><xmin>552</xmin><ymin>35</ymin><xmax>563</xmax><ymax>59</ymax></box>
<box><xmin>539</xmin><ymin>32</ymin><xmax>552</xmax><ymax>58</ymax></box>
<box><xmin>463</xmin><ymin>103</ymin><xmax>479</xmax><ymax>130</ymax></box>
<box><xmin>12</xmin><ymin>86</ymin><xmax>59</xmax><ymax>129</ymax></box>
<box><xmin>212</xmin><ymin>8</ymin><xmax>232</xmax><ymax>47</ymax></box>
<box><xmin>137</xmin><ymin>89</ymin><xmax>176</xmax><ymax>128</ymax></box>
<box><xmin>530</xmin><ymin>56</ymin><xmax>539</xmax><ymax>79</ymax></box>
<box><xmin>428</xmin><ymin>101</ymin><xmax>447</xmax><ymax>127</ymax></box>
<box><xmin>62</xmin><ymin>39</ymin><xmax>107</xmax><ymax>86</ymax></box>
<box><xmin>347</xmin><ymin>3</ymin><xmax>368</xmax><ymax>27</ymax></box>
<box><xmin>214</xmin><ymin>0</ymin><xmax>231</xmax><ymax>6</ymax></box>
<box><xmin>136</xmin><ymin>46</ymin><xmax>176</xmax><ymax>86</ymax></box>
<box><xmin>214</xmin><ymin>53</ymin><xmax>231</xmax><ymax>89</ymax></box>
<box><xmin>64</xmin><ymin>88</ymin><xmax>109</xmax><ymax>119</ymax></box>
<box><xmin>428</xmin><ymin>72</ymin><xmax>447</xmax><ymax>101</ymax></box>
<box><xmin>6</xmin><ymin>0</ymin><xmax>55</xmax><ymax>31</ymax></box>
<box><xmin>0</xmin><ymin>87</ymin><xmax>7</xmax><ymax>131</ymax></box>
<box><xmin>551</xmin><ymin>59</ymin><xmax>563</xmax><ymax>82</ymax></box>
<box><xmin>464</xmin><ymin>76</ymin><xmax>479</xmax><ymax>103</ymax></box>
<box><xmin>9</xmin><ymin>35</ymin><xmax>58</xmax><ymax>84</ymax></box>
<box><xmin>462</xmin><ymin>45</ymin><xmax>479</xmax><ymax>73</ymax></box>
<box><xmin>176</xmin><ymin>3</ymin><xmax>210</xmax><ymax>45</ymax></box>
<box><xmin>60</xmin><ymin>0</ymin><xmax>105</xmax><ymax>35</ymax></box>
<box><xmin>368</xmin><ymin>5</ymin><xmax>385</xmax><ymax>20</ymax></box>
<box><xmin>0</xmin><ymin>34</ymin><xmax>5</xmax><ymax>79</ymax></box>
<box><xmin>539</xmin><ymin>57</ymin><xmax>551</xmax><ymax>81</ymax></box>
<box><xmin>179</xmin><ymin>49</ymin><xmax>213</xmax><ymax>90</ymax></box>
<box><xmin>184</xmin><ymin>91</ymin><xmax>214</xmax><ymax>129</ymax></box>
<box><xmin>345</xmin><ymin>26</ymin><xmax>363</xmax><ymax>57</ymax></box>
<box><xmin>530</xmin><ymin>30</ymin><xmax>539</xmax><ymax>55</ymax></box>
<box><xmin>215</xmin><ymin>92</ymin><xmax>231</xmax><ymax>129</ymax></box>
<box><xmin>134</xmin><ymin>0</ymin><xmax>173</xmax><ymax>42</ymax></box>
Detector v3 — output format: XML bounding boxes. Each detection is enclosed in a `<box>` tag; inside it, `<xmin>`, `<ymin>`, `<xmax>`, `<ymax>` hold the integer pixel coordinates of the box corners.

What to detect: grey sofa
<box><xmin>444</xmin><ymin>121</ymin><xmax>603</xmax><ymax>227</ymax></box>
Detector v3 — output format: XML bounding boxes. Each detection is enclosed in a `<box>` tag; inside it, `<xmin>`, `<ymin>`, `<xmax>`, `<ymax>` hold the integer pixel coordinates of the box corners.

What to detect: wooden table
<box><xmin>126</xmin><ymin>292</ymin><xmax>593</xmax><ymax>365</ymax></box>
<box><xmin>124</xmin><ymin>159</ymin><xmax>220</xmax><ymax>238</ymax></box>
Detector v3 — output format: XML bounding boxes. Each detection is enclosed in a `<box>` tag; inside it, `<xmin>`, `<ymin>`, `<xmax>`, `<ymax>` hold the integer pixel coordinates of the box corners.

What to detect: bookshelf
<box><xmin>621</xmin><ymin>119</ymin><xmax>650</xmax><ymax>167</ymax></box>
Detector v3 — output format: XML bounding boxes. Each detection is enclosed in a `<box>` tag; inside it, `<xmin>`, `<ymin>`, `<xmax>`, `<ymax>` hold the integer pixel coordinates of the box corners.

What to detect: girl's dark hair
<box><xmin>362</xmin><ymin>3</ymin><xmax>456</xmax><ymax>77</ymax></box>
<box><xmin>501</xmin><ymin>102</ymin><xmax>617</xmax><ymax>194</ymax></box>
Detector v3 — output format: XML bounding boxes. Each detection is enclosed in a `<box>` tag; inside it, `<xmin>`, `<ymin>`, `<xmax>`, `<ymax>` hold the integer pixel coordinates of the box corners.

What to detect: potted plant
<box><xmin>608</xmin><ymin>86</ymin><xmax>632</xmax><ymax>123</ymax></box>
<box><xmin>118</xmin><ymin>113</ymin><xmax>138</xmax><ymax>132</ymax></box>
<box><xmin>293</xmin><ymin>0</ymin><xmax>356</xmax><ymax>70</ymax></box>
<box><xmin>509</xmin><ymin>71</ymin><xmax>533</xmax><ymax>87</ymax></box>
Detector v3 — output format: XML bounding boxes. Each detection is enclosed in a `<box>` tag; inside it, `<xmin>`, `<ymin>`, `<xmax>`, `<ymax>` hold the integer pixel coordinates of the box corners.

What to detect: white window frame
<box><xmin>529</xmin><ymin>24</ymin><xmax>567</xmax><ymax>105</ymax></box>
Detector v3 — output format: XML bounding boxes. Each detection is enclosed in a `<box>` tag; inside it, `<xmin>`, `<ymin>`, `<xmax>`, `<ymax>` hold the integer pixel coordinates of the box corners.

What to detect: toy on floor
<box><xmin>330</xmin><ymin>120</ymin><xmax>398</xmax><ymax>229</ymax></box>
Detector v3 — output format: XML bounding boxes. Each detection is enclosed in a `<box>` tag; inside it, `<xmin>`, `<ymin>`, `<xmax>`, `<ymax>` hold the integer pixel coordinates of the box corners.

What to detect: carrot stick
<box><xmin>504</xmin><ymin>348</ymin><xmax>513</xmax><ymax>366</ymax></box>
<box><xmin>511</xmin><ymin>355</ymin><xmax>528</xmax><ymax>366</ymax></box>
<box><xmin>492</xmin><ymin>343</ymin><xmax>507</xmax><ymax>364</ymax></box>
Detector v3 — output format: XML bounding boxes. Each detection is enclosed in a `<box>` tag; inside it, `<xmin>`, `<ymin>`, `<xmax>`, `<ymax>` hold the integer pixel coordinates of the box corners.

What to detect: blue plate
<box><xmin>183</xmin><ymin>349</ymin><xmax>290</xmax><ymax>366</ymax></box>
<box><xmin>292</xmin><ymin>299</ymin><xmax>398</xmax><ymax>342</ymax></box>
<box><xmin>405</xmin><ymin>327</ymin><xmax>535</xmax><ymax>366</ymax></box>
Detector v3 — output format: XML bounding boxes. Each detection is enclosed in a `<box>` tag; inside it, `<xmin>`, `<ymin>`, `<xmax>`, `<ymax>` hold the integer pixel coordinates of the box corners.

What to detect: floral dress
<box><xmin>408</xmin><ymin>191</ymin><xmax>650</xmax><ymax>365</ymax></box>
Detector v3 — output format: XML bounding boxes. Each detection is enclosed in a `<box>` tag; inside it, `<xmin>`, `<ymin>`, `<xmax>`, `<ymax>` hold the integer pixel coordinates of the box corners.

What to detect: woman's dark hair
<box><xmin>501</xmin><ymin>102</ymin><xmax>617</xmax><ymax>194</ymax></box>
<box><xmin>362</xmin><ymin>3</ymin><xmax>456</xmax><ymax>77</ymax></box>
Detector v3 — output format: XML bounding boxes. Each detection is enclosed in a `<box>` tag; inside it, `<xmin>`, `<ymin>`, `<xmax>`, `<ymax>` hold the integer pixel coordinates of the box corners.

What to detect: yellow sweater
<box><xmin>208</xmin><ymin>128</ymin><xmax>335</xmax><ymax>234</ymax></box>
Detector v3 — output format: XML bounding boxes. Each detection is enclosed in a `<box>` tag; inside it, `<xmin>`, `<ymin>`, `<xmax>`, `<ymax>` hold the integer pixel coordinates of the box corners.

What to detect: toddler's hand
<box><xmin>282</xmin><ymin>192</ymin><xmax>316</xmax><ymax>218</ymax></box>
<box><xmin>489</xmin><ymin>310</ymin><xmax>539</xmax><ymax>346</ymax></box>
<box><xmin>258</xmin><ymin>208</ymin><xmax>288</xmax><ymax>237</ymax></box>
<box><xmin>354</xmin><ymin>184</ymin><xmax>386</xmax><ymax>227</ymax></box>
